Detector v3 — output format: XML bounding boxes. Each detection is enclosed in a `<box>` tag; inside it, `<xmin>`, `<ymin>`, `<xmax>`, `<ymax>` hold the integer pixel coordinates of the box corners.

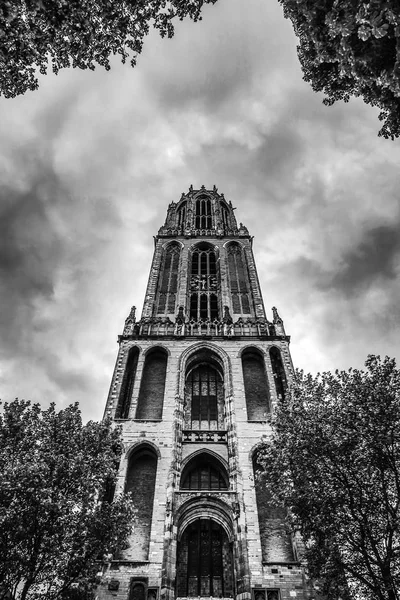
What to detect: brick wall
<box><xmin>125</xmin><ymin>450</ymin><xmax>158</xmax><ymax>560</ymax></box>
<box><xmin>136</xmin><ymin>350</ymin><xmax>168</xmax><ymax>420</ymax></box>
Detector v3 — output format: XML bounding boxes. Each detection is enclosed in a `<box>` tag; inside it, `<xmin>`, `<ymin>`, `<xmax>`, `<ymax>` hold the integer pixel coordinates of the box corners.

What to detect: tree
<box><xmin>278</xmin><ymin>1</ymin><xmax>400</xmax><ymax>139</ymax></box>
<box><xmin>258</xmin><ymin>355</ymin><xmax>400</xmax><ymax>600</ymax></box>
<box><xmin>0</xmin><ymin>0</ymin><xmax>218</xmax><ymax>99</ymax></box>
<box><xmin>0</xmin><ymin>399</ymin><xmax>134</xmax><ymax>600</ymax></box>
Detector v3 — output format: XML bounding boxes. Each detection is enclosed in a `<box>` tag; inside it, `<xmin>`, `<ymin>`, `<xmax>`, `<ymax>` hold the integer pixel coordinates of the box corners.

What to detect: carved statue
<box><xmin>174</xmin><ymin>306</ymin><xmax>185</xmax><ymax>336</ymax></box>
<box><xmin>222</xmin><ymin>305</ymin><xmax>233</xmax><ymax>336</ymax></box>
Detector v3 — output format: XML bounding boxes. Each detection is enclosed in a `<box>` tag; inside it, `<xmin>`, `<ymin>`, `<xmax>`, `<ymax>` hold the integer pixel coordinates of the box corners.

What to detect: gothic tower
<box><xmin>100</xmin><ymin>187</ymin><xmax>309</xmax><ymax>600</ymax></box>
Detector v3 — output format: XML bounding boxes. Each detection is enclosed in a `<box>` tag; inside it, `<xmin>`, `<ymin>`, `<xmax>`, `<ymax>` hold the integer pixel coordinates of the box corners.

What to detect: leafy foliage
<box><xmin>258</xmin><ymin>356</ymin><xmax>400</xmax><ymax>600</ymax></box>
<box><xmin>278</xmin><ymin>1</ymin><xmax>400</xmax><ymax>138</ymax></box>
<box><xmin>0</xmin><ymin>0</ymin><xmax>218</xmax><ymax>98</ymax></box>
<box><xmin>0</xmin><ymin>400</ymin><xmax>134</xmax><ymax>600</ymax></box>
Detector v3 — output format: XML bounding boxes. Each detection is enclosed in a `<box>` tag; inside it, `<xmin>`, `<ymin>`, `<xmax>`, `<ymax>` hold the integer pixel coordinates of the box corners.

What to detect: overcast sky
<box><xmin>0</xmin><ymin>0</ymin><xmax>399</xmax><ymax>422</ymax></box>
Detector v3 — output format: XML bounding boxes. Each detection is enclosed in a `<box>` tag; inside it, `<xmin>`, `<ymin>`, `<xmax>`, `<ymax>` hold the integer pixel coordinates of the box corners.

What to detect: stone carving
<box><xmin>123</xmin><ymin>305</ymin><xmax>136</xmax><ymax>335</ymax></box>
<box><xmin>222</xmin><ymin>306</ymin><xmax>233</xmax><ymax>336</ymax></box>
<box><xmin>174</xmin><ymin>306</ymin><xmax>185</xmax><ymax>336</ymax></box>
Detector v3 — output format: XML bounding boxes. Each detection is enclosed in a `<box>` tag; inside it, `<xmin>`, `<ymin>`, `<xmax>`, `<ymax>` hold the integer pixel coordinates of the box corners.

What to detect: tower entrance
<box><xmin>176</xmin><ymin>519</ymin><xmax>234</xmax><ymax>598</ymax></box>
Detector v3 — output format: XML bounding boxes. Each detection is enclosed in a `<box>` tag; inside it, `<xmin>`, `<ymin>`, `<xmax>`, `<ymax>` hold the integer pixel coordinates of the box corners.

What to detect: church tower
<box><xmin>100</xmin><ymin>187</ymin><xmax>309</xmax><ymax>600</ymax></box>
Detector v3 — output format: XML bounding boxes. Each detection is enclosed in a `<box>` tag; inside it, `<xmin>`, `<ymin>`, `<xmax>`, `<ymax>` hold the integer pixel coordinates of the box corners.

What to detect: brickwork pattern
<box><xmin>136</xmin><ymin>349</ymin><xmax>168</xmax><ymax>420</ymax></box>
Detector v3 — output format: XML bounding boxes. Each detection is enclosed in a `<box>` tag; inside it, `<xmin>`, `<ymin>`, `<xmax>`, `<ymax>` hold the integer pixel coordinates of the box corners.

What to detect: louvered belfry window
<box><xmin>227</xmin><ymin>243</ymin><xmax>251</xmax><ymax>314</ymax></box>
<box><xmin>189</xmin><ymin>245</ymin><xmax>219</xmax><ymax>321</ymax></box>
<box><xmin>157</xmin><ymin>242</ymin><xmax>180</xmax><ymax>314</ymax></box>
<box><xmin>195</xmin><ymin>196</ymin><xmax>212</xmax><ymax>229</ymax></box>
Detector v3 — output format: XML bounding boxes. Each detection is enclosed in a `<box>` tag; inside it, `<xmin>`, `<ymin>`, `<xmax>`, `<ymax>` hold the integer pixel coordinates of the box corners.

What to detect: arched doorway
<box><xmin>176</xmin><ymin>519</ymin><xmax>234</xmax><ymax>598</ymax></box>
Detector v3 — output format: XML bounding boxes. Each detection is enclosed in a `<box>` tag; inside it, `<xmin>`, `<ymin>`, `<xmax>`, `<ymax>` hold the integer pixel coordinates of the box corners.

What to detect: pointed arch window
<box><xmin>181</xmin><ymin>454</ymin><xmax>228</xmax><ymax>490</ymax></box>
<box><xmin>115</xmin><ymin>347</ymin><xmax>139</xmax><ymax>419</ymax></box>
<box><xmin>176</xmin><ymin>519</ymin><xmax>234</xmax><ymax>598</ymax></box>
<box><xmin>195</xmin><ymin>196</ymin><xmax>212</xmax><ymax>229</ymax></box>
<box><xmin>156</xmin><ymin>242</ymin><xmax>180</xmax><ymax>315</ymax></box>
<box><xmin>178</xmin><ymin>202</ymin><xmax>187</xmax><ymax>229</ymax></box>
<box><xmin>184</xmin><ymin>362</ymin><xmax>224</xmax><ymax>430</ymax></box>
<box><xmin>125</xmin><ymin>447</ymin><xmax>158</xmax><ymax>560</ymax></box>
<box><xmin>227</xmin><ymin>243</ymin><xmax>251</xmax><ymax>314</ymax></box>
<box><xmin>242</xmin><ymin>349</ymin><xmax>270</xmax><ymax>420</ymax></box>
<box><xmin>136</xmin><ymin>348</ymin><xmax>168</xmax><ymax>420</ymax></box>
<box><xmin>189</xmin><ymin>244</ymin><xmax>219</xmax><ymax>321</ymax></box>
<box><xmin>269</xmin><ymin>347</ymin><xmax>287</xmax><ymax>400</ymax></box>
<box><xmin>221</xmin><ymin>203</ymin><xmax>229</xmax><ymax>229</ymax></box>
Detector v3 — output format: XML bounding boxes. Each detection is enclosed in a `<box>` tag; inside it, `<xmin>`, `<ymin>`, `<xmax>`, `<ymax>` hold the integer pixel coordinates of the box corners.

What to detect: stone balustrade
<box><xmin>122</xmin><ymin>318</ymin><xmax>285</xmax><ymax>339</ymax></box>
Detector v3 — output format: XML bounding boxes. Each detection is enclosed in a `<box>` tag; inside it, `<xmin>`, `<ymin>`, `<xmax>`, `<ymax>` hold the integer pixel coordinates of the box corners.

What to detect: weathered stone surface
<box><xmin>98</xmin><ymin>190</ymin><xmax>311</xmax><ymax>600</ymax></box>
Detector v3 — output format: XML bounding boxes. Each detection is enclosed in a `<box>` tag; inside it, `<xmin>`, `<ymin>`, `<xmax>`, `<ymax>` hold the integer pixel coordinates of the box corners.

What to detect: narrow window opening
<box><xmin>195</xmin><ymin>197</ymin><xmax>212</xmax><ymax>229</ymax></box>
<box><xmin>116</xmin><ymin>347</ymin><xmax>139</xmax><ymax>419</ymax></box>
<box><xmin>227</xmin><ymin>243</ymin><xmax>251</xmax><ymax>314</ymax></box>
<box><xmin>178</xmin><ymin>202</ymin><xmax>187</xmax><ymax>228</ymax></box>
<box><xmin>156</xmin><ymin>243</ymin><xmax>180</xmax><ymax>315</ymax></box>
<box><xmin>269</xmin><ymin>347</ymin><xmax>287</xmax><ymax>400</ymax></box>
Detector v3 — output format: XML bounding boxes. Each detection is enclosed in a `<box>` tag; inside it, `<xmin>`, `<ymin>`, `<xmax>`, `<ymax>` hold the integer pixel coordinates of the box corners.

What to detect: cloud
<box><xmin>0</xmin><ymin>0</ymin><xmax>399</xmax><ymax>421</ymax></box>
<box><xmin>330</xmin><ymin>224</ymin><xmax>400</xmax><ymax>296</ymax></box>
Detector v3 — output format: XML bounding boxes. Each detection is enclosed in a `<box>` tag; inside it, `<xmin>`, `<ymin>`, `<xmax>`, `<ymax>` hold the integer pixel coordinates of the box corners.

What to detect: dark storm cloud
<box><xmin>280</xmin><ymin>220</ymin><xmax>400</xmax><ymax>299</ymax></box>
<box><xmin>0</xmin><ymin>168</ymin><xmax>64</xmax><ymax>351</ymax></box>
<box><xmin>330</xmin><ymin>224</ymin><xmax>400</xmax><ymax>296</ymax></box>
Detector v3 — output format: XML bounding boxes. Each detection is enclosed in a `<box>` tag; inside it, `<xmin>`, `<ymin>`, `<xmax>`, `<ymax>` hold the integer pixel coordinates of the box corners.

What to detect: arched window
<box><xmin>221</xmin><ymin>203</ymin><xmax>229</xmax><ymax>229</ymax></box>
<box><xmin>184</xmin><ymin>362</ymin><xmax>224</xmax><ymax>430</ymax></box>
<box><xmin>136</xmin><ymin>348</ymin><xmax>168</xmax><ymax>420</ymax></box>
<box><xmin>178</xmin><ymin>201</ymin><xmax>187</xmax><ymax>229</ymax></box>
<box><xmin>242</xmin><ymin>349</ymin><xmax>270</xmax><ymax>420</ymax></box>
<box><xmin>269</xmin><ymin>347</ymin><xmax>287</xmax><ymax>400</ymax></box>
<box><xmin>156</xmin><ymin>242</ymin><xmax>180</xmax><ymax>314</ymax></box>
<box><xmin>180</xmin><ymin>454</ymin><xmax>228</xmax><ymax>490</ymax></box>
<box><xmin>125</xmin><ymin>447</ymin><xmax>158</xmax><ymax>560</ymax></box>
<box><xmin>115</xmin><ymin>347</ymin><xmax>139</xmax><ymax>419</ymax></box>
<box><xmin>253</xmin><ymin>451</ymin><xmax>294</xmax><ymax>563</ymax></box>
<box><xmin>129</xmin><ymin>582</ymin><xmax>146</xmax><ymax>600</ymax></box>
<box><xmin>195</xmin><ymin>196</ymin><xmax>212</xmax><ymax>229</ymax></box>
<box><xmin>227</xmin><ymin>243</ymin><xmax>251</xmax><ymax>314</ymax></box>
<box><xmin>189</xmin><ymin>244</ymin><xmax>219</xmax><ymax>321</ymax></box>
<box><xmin>176</xmin><ymin>519</ymin><xmax>234</xmax><ymax>598</ymax></box>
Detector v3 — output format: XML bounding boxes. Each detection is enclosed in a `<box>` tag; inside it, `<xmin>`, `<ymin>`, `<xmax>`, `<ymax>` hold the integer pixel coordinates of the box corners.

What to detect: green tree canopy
<box><xmin>258</xmin><ymin>356</ymin><xmax>400</xmax><ymax>600</ymax></box>
<box><xmin>0</xmin><ymin>0</ymin><xmax>217</xmax><ymax>98</ymax></box>
<box><xmin>0</xmin><ymin>399</ymin><xmax>134</xmax><ymax>600</ymax></box>
<box><xmin>279</xmin><ymin>1</ymin><xmax>400</xmax><ymax>138</ymax></box>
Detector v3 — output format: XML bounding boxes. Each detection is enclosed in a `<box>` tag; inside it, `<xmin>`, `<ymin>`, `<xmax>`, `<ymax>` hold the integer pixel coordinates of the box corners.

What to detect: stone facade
<box><xmin>98</xmin><ymin>187</ymin><xmax>312</xmax><ymax>600</ymax></box>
